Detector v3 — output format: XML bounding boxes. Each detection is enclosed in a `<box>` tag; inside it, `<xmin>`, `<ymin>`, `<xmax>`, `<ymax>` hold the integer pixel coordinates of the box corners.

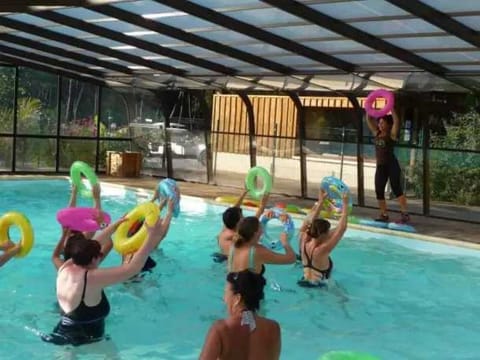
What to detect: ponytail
<box><xmin>234</xmin><ymin>216</ymin><xmax>260</xmax><ymax>248</ymax></box>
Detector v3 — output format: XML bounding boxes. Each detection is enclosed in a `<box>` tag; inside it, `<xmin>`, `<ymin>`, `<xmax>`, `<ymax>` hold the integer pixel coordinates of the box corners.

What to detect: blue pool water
<box><xmin>1</xmin><ymin>179</ymin><xmax>480</xmax><ymax>360</ymax></box>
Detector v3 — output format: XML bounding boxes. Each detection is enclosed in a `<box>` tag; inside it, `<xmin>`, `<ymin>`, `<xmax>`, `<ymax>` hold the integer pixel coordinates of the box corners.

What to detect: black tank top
<box><xmin>63</xmin><ymin>271</ymin><xmax>110</xmax><ymax>322</ymax></box>
<box><xmin>375</xmin><ymin>132</ymin><xmax>395</xmax><ymax>165</ymax></box>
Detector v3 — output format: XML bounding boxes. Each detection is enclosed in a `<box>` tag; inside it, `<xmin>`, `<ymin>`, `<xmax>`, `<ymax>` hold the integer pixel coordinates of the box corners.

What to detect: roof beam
<box><xmin>0</xmin><ymin>52</ymin><xmax>107</xmax><ymax>87</ymax></box>
<box><xmin>35</xmin><ymin>10</ymin><xmax>238</xmax><ymax>76</ymax></box>
<box><xmin>0</xmin><ymin>42</ymin><xmax>105</xmax><ymax>78</ymax></box>
<box><xmin>90</xmin><ymin>4</ymin><xmax>295</xmax><ymax>75</ymax></box>
<box><xmin>0</xmin><ymin>33</ymin><xmax>134</xmax><ymax>76</ymax></box>
<box><xmin>385</xmin><ymin>0</ymin><xmax>480</xmax><ymax>48</ymax></box>
<box><xmin>153</xmin><ymin>0</ymin><xmax>355</xmax><ymax>73</ymax></box>
<box><xmin>261</xmin><ymin>0</ymin><xmax>480</xmax><ymax>91</ymax></box>
<box><xmin>0</xmin><ymin>16</ymin><xmax>187</xmax><ymax>77</ymax></box>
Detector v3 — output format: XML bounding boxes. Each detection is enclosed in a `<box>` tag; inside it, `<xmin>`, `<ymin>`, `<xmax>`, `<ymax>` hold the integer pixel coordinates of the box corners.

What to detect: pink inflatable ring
<box><xmin>57</xmin><ymin>207</ymin><xmax>111</xmax><ymax>232</ymax></box>
<box><xmin>364</xmin><ymin>89</ymin><xmax>394</xmax><ymax>118</ymax></box>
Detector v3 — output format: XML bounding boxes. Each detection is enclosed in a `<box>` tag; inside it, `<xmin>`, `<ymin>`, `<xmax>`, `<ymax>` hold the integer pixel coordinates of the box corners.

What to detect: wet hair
<box><xmin>223</xmin><ymin>207</ymin><xmax>243</xmax><ymax>230</ymax></box>
<box><xmin>233</xmin><ymin>216</ymin><xmax>259</xmax><ymax>248</ymax></box>
<box><xmin>64</xmin><ymin>233</ymin><xmax>102</xmax><ymax>266</ymax></box>
<box><xmin>307</xmin><ymin>219</ymin><xmax>331</xmax><ymax>238</ymax></box>
<box><xmin>380</xmin><ymin>114</ymin><xmax>394</xmax><ymax>128</ymax></box>
<box><xmin>227</xmin><ymin>270</ymin><xmax>266</xmax><ymax>312</ymax></box>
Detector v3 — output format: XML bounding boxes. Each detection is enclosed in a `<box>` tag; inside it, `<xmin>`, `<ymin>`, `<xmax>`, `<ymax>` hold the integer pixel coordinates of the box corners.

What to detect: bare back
<box><xmin>201</xmin><ymin>315</ymin><xmax>281</xmax><ymax>360</ymax></box>
<box><xmin>218</xmin><ymin>228</ymin><xmax>236</xmax><ymax>255</ymax></box>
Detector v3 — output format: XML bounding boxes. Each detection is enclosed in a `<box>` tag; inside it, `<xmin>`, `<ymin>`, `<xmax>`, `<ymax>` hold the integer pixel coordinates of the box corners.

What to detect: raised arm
<box><xmin>52</xmin><ymin>227</ymin><xmax>70</xmax><ymax>270</ymax></box>
<box><xmin>365</xmin><ymin>114</ymin><xmax>378</xmax><ymax>136</ymax></box>
<box><xmin>0</xmin><ymin>244</ymin><xmax>20</xmax><ymax>267</ymax></box>
<box><xmin>67</xmin><ymin>184</ymin><xmax>78</xmax><ymax>208</ymax></box>
<box><xmin>321</xmin><ymin>193</ymin><xmax>349</xmax><ymax>254</ymax></box>
<box><xmin>89</xmin><ymin>218</ymin><xmax>168</xmax><ymax>287</ymax></box>
<box><xmin>255</xmin><ymin>192</ymin><xmax>270</xmax><ymax>218</ymax></box>
<box><xmin>390</xmin><ymin>108</ymin><xmax>401</xmax><ymax>141</ymax></box>
<box><xmin>300</xmin><ymin>189</ymin><xmax>327</xmax><ymax>233</ymax></box>
<box><xmin>92</xmin><ymin>184</ymin><xmax>102</xmax><ymax>212</ymax></box>
<box><xmin>233</xmin><ymin>189</ymin><xmax>249</xmax><ymax>208</ymax></box>
<box><xmin>257</xmin><ymin>233</ymin><xmax>296</xmax><ymax>265</ymax></box>
<box><xmin>93</xmin><ymin>217</ymin><xmax>128</xmax><ymax>260</ymax></box>
<box><xmin>155</xmin><ymin>199</ymin><xmax>175</xmax><ymax>249</ymax></box>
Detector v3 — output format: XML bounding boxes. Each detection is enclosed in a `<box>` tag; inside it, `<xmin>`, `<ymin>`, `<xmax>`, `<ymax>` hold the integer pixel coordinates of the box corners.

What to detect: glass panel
<box><xmin>98</xmin><ymin>140</ymin><xmax>132</xmax><ymax>171</ymax></box>
<box><xmin>170</xmin><ymin>92</ymin><xmax>209</xmax><ymax>183</ymax></box>
<box><xmin>303</xmin><ymin>40</ymin><xmax>371</xmax><ymax>53</ymax></box>
<box><xmin>189</xmin><ymin>0</ymin><xmax>259</xmax><ymax>8</ymax></box>
<box><xmin>191</xmin><ymin>29</ymin><xmax>254</xmax><ymax>44</ymax></box>
<box><xmin>60</xmin><ymin>78</ymin><xmax>98</xmax><ymax>137</ymax></box>
<box><xmin>387</xmin><ymin>36</ymin><xmax>471</xmax><ymax>50</ymax></box>
<box><xmin>267</xmin><ymin>24</ymin><xmax>337</xmax><ymax>40</ymax></box>
<box><xmin>0</xmin><ymin>67</ymin><xmax>15</xmax><ymax>134</ymax></box>
<box><xmin>224</xmin><ymin>8</ymin><xmax>302</xmax><ymax>26</ymax></box>
<box><xmin>15</xmin><ymin>137</ymin><xmax>56</xmax><ymax>171</ymax></box>
<box><xmin>303</xmin><ymin>107</ymin><xmax>358</xmax><ymax>203</ymax></box>
<box><xmin>56</xmin><ymin>7</ymin><xmax>108</xmax><ymax>22</ymax></box>
<box><xmin>58</xmin><ymin>139</ymin><xmax>96</xmax><ymax>171</ymax></box>
<box><xmin>454</xmin><ymin>16</ymin><xmax>480</xmax><ymax>31</ymax></box>
<box><xmin>212</xmin><ymin>133</ymin><xmax>251</xmax><ymax>187</ymax></box>
<box><xmin>309</xmin><ymin>0</ymin><xmax>408</xmax><ymax>19</ymax></box>
<box><xmin>419</xmin><ymin>51</ymin><xmax>480</xmax><ymax>63</ymax></box>
<box><xmin>421</xmin><ymin>0</ymin><xmax>480</xmax><ymax>13</ymax></box>
<box><xmin>429</xmin><ymin>149</ymin><xmax>480</xmax><ymax>222</ymax></box>
<box><xmin>235</xmin><ymin>43</ymin><xmax>292</xmax><ymax>56</ymax></box>
<box><xmin>336</xmin><ymin>53</ymin><xmax>403</xmax><ymax>64</ymax></box>
<box><xmin>115</xmin><ymin>0</ymin><xmax>179</xmax><ymax>16</ymax></box>
<box><xmin>100</xmin><ymin>87</ymin><xmax>131</xmax><ymax>138</ymax></box>
<box><xmin>353</xmin><ymin>19</ymin><xmax>441</xmax><ymax>36</ymax></box>
<box><xmin>6</xmin><ymin>14</ymin><xmax>54</xmax><ymax>27</ymax></box>
<box><xmin>446</xmin><ymin>65</ymin><xmax>480</xmax><ymax>72</ymax></box>
<box><xmin>17</xmin><ymin>67</ymin><xmax>58</xmax><ymax>136</ymax></box>
<box><xmin>0</xmin><ymin>136</ymin><xmax>13</xmax><ymax>171</ymax></box>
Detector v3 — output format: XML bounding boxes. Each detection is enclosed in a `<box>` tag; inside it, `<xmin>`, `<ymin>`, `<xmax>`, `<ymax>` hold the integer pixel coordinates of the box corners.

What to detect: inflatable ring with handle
<box><xmin>245</xmin><ymin>166</ymin><xmax>273</xmax><ymax>200</ymax></box>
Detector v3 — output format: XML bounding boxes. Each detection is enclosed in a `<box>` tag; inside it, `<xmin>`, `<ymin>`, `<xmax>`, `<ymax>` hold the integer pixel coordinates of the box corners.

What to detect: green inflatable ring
<box><xmin>245</xmin><ymin>166</ymin><xmax>272</xmax><ymax>200</ymax></box>
<box><xmin>70</xmin><ymin>161</ymin><xmax>98</xmax><ymax>198</ymax></box>
<box><xmin>319</xmin><ymin>351</ymin><xmax>380</xmax><ymax>360</ymax></box>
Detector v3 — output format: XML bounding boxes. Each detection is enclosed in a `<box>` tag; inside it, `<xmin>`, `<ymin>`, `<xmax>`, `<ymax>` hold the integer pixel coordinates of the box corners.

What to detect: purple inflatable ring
<box><xmin>57</xmin><ymin>207</ymin><xmax>111</xmax><ymax>232</ymax></box>
<box><xmin>364</xmin><ymin>89</ymin><xmax>394</xmax><ymax>118</ymax></box>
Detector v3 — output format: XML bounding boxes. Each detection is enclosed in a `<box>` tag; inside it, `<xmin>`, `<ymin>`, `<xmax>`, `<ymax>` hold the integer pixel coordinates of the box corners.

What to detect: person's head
<box><xmin>307</xmin><ymin>218</ymin><xmax>331</xmax><ymax>240</ymax></box>
<box><xmin>378</xmin><ymin>114</ymin><xmax>393</xmax><ymax>133</ymax></box>
<box><xmin>222</xmin><ymin>207</ymin><xmax>243</xmax><ymax>230</ymax></box>
<box><xmin>224</xmin><ymin>270</ymin><xmax>266</xmax><ymax>314</ymax></box>
<box><xmin>64</xmin><ymin>233</ymin><xmax>103</xmax><ymax>267</ymax></box>
<box><xmin>233</xmin><ymin>216</ymin><xmax>262</xmax><ymax>248</ymax></box>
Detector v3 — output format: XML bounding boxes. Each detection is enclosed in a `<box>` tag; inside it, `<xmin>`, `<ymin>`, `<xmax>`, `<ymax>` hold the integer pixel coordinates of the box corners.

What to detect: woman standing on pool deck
<box><xmin>0</xmin><ymin>239</ymin><xmax>21</xmax><ymax>267</ymax></box>
<box><xmin>42</xmin><ymin>216</ymin><xmax>168</xmax><ymax>346</ymax></box>
<box><xmin>52</xmin><ymin>184</ymin><xmax>112</xmax><ymax>270</ymax></box>
<box><xmin>366</xmin><ymin>107</ymin><xmax>410</xmax><ymax>223</ymax></box>
<box><xmin>200</xmin><ymin>270</ymin><xmax>281</xmax><ymax>360</ymax></box>
<box><xmin>228</xmin><ymin>216</ymin><xmax>296</xmax><ymax>276</ymax></box>
<box><xmin>298</xmin><ymin>193</ymin><xmax>349</xmax><ymax>287</ymax></box>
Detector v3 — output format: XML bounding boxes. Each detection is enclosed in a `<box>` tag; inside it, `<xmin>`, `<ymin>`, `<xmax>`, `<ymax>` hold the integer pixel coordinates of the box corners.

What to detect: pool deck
<box><xmin>2</xmin><ymin>174</ymin><xmax>479</xmax><ymax>246</ymax></box>
<box><xmin>98</xmin><ymin>175</ymin><xmax>480</xmax><ymax>247</ymax></box>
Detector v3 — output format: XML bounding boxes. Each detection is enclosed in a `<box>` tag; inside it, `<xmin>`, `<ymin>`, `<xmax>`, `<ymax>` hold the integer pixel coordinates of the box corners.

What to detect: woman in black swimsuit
<box><xmin>298</xmin><ymin>193</ymin><xmax>349</xmax><ymax>288</ymax></box>
<box><xmin>42</xmin><ymin>216</ymin><xmax>168</xmax><ymax>346</ymax></box>
<box><xmin>366</xmin><ymin>107</ymin><xmax>410</xmax><ymax>223</ymax></box>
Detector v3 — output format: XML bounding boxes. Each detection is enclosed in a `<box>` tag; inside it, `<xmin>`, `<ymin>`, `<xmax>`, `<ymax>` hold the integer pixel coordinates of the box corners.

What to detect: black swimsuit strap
<box><xmin>303</xmin><ymin>241</ymin><xmax>313</xmax><ymax>267</ymax></box>
<box><xmin>81</xmin><ymin>271</ymin><xmax>88</xmax><ymax>301</ymax></box>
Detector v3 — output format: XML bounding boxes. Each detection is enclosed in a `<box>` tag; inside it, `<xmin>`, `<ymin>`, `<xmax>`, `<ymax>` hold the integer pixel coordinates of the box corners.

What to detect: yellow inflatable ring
<box><xmin>0</xmin><ymin>212</ymin><xmax>34</xmax><ymax>258</ymax></box>
<box><xmin>113</xmin><ymin>202</ymin><xmax>160</xmax><ymax>255</ymax></box>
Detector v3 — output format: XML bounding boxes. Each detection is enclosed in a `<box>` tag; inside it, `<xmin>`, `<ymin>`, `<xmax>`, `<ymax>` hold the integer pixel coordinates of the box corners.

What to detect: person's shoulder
<box><xmin>257</xmin><ymin>316</ymin><xmax>280</xmax><ymax>332</ymax></box>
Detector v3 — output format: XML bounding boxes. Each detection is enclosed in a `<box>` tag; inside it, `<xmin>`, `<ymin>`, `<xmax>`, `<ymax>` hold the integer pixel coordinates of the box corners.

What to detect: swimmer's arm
<box><xmin>300</xmin><ymin>190</ymin><xmax>326</xmax><ymax>232</ymax></box>
<box><xmin>0</xmin><ymin>244</ymin><xmax>20</xmax><ymax>267</ymax></box>
<box><xmin>366</xmin><ymin>114</ymin><xmax>378</xmax><ymax>135</ymax></box>
<box><xmin>92</xmin><ymin>184</ymin><xmax>102</xmax><ymax>212</ymax></box>
<box><xmin>233</xmin><ymin>189</ymin><xmax>249</xmax><ymax>208</ymax></box>
<box><xmin>151</xmin><ymin>188</ymin><xmax>159</xmax><ymax>202</ymax></box>
<box><xmin>156</xmin><ymin>199</ymin><xmax>175</xmax><ymax>248</ymax></box>
<box><xmin>255</xmin><ymin>192</ymin><xmax>270</xmax><ymax>218</ymax></box>
<box><xmin>258</xmin><ymin>236</ymin><xmax>296</xmax><ymax>265</ymax></box>
<box><xmin>89</xmin><ymin>219</ymin><xmax>165</xmax><ymax>286</ymax></box>
<box><xmin>390</xmin><ymin>107</ymin><xmax>400</xmax><ymax>141</ymax></box>
<box><xmin>93</xmin><ymin>217</ymin><xmax>126</xmax><ymax>245</ymax></box>
<box><xmin>322</xmin><ymin>195</ymin><xmax>349</xmax><ymax>254</ymax></box>
<box><xmin>199</xmin><ymin>322</ymin><xmax>222</xmax><ymax>360</ymax></box>
<box><xmin>52</xmin><ymin>228</ymin><xmax>69</xmax><ymax>270</ymax></box>
<box><xmin>67</xmin><ymin>184</ymin><xmax>78</xmax><ymax>208</ymax></box>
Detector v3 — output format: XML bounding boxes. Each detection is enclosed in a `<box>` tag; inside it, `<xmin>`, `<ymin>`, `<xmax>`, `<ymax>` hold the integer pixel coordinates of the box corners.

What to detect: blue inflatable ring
<box><xmin>158</xmin><ymin>178</ymin><xmax>181</xmax><ymax>218</ymax></box>
<box><xmin>259</xmin><ymin>208</ymin><xmax>295</xmax><ymax>250</ymax></box>
<box><xmin>320</xmin><ymin>176</ymin><xmax>352</xmax><ymax>218</ymax></box>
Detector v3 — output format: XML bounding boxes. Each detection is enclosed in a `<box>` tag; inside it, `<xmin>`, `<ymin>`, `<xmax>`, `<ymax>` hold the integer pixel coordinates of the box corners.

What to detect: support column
<box><xmin>288</xmin><ymin>93</ymin><xmax>307</xmax><ymax>198</ymax></box>
<box><xmin>238</xmin><ymin>92</ymin><xmax>256</xmax><ymax>168</ymax></box>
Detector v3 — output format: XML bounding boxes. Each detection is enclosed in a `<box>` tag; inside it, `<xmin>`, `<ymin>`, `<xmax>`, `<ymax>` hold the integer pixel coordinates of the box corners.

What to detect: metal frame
<box><xmin>153</xmin><ymin>0</ymin><xmax>356</xmax><ymax>73</ymax></box>
<box><xmin>237</xmin><ymin>92</ymin><xmax>256</xmax><ymax>168</ymax></box>
<box><xmin>260</xmin><ymin>0</ymin><xmax>478</xmax><ymax>91</ymax></box>
<box><xmin>288</xmin><ymin>93</ymin><xmax>307</xmax><ymax>197</ymax></box>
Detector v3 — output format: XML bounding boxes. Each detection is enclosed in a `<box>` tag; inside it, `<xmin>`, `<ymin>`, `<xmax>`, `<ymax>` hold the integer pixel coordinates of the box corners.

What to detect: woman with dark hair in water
<box><xmin>228</xmin><ymin>216</ymin><xmax>296</xmax><ymax>276</ymax></box>
<box><xmin>42</xmin><ymin>217</ymin><xmax>167</xmax><ymax>346</ymax></box>
<box><xmin>366</xmin><ymin>108</ymin><xmax>410</xmax><ymax>223</ymax></box>
<box><xmin>298</xmin><ymin>193</ymin><xmax>349</xmax><ymax>287</ymax></box>
<box><xmin>200</xmin><ymin>270</ymin><xmax>281</xmax><ymax>360</ymax></box>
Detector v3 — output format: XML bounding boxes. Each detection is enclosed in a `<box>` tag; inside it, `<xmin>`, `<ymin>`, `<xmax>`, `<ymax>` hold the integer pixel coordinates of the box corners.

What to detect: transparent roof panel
<box><xmin>217</xmin><ymin>7</ymin><xmax>303</xmax><ymax>26</ymax></box>
<box><xmin>114</xmin><ymin>0</ymin><xmax>179</xmax><ymax>16</ymax></box>
<box><xmin>386</xmin><ymin>36</ymin><xmax>473</xmax><ymax>50</ymax></box>
<box><xmin>267</xmin><ymin>25</ymin><xmax>337</xmax><ymax>40</ymax></box>
<box><xmin>55</xmin><ymin>8</ymin><xmax>108</xmax><ymax>22</ymax></box>
<box><xmin>88</xmin><ymin>18</ymin><xmax>147</xmax><ymax>34</ymax></box>
<box><xmin>418</xmin><ymin>51</ymin><xmax>480</xmax><ymax>63</ymax></box>
<box><xmin>303</xmin><ymin>40</ymin><xmax>372</xmax><ymax>53</ymax></box>
<box><xmin>454</xmin><ymin>16</ymin><xmax>480</xmax><ymax>31</ymax></box>
<box><xmin>352</xmin><ymin>18</ymin><xmax>443</xmax><ymax>36</ymax></box>
<box><xmin>309</xmin><ymin>0</ymin><xmax>408</xmax><ymax>20</ymax></box>
<box><xmin>447</xmin><ymin>65</ymin><xmax>480</xmax><ymax>72</ymax></box>
<box><xmin>335</xmin><ymin>53</ymin><xmax>404</xmax><ymax>65</ymax></box>
<box><xmin>188</xmin><ymin>0</ymin><xmax>261</xmax><ymax>9</ymax></box>
<box><xmin>4</xmin><ymin>13</ymin><xmax>54</xmax><ymax>27</ymax></box>
<box><xmin>190</xmin><ymin>29</ymin><xmax>255</xmax><ymax>44</ymax></box>
<box><xmin>129</xmin><ymin>32</ymin><xmax>185</xmax><ymax>46</ymax></box>
<box><xmin>420</xmin><ymin>0</ymin><xmax>480</xmax><ymax>13</ymax></box>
